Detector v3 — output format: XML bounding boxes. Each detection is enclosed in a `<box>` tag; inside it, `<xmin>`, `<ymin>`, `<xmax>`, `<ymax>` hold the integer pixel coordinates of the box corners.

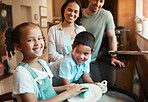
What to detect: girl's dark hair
<box><xmin>73</xmin><ymin>31</ymin><xmax>95</xmax><ymax>52</ymax></box>
<box><xmin>61</xmin><ymin>0</ymin><xmax>82</xmax><ymax>25</ymax></box>
<box><xmin>5</xmin><ymin>22</ymin><xmax>46</xmax><ymax>58</ymax></box>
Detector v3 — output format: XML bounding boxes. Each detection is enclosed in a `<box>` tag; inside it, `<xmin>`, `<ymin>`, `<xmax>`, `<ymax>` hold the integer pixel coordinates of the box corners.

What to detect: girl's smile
<box><xmin>17</xmin><ymin>25</ymin><xmax>44</xmax><ymax>60</ymax></box>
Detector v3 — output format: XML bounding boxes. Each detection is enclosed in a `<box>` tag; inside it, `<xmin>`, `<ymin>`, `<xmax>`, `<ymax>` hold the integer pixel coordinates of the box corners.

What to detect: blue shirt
<box><xmin>63</xmin><ymin>35</ymin><xmax>73</xmax><ymax>54</ymax></box>
<box><xmin>50</xmin><ymin>52</ymin><xmax>91</xmax><ymax>83</ymax></box>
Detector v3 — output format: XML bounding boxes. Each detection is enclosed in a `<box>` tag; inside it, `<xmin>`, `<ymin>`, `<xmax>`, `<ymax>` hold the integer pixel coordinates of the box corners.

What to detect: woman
<box><xmin>48</xmin><ymin>0</ymin><xmax>86</xmax><ymax>62</ymax></box>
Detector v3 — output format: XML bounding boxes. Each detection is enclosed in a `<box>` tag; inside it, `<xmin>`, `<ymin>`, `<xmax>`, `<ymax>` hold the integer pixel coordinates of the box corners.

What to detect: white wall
<box><xmin>47</xmin><ymin>0</ymin><xmax>53</xmax><ymax>22</ymax></box>
<box><xmin>136</xmin><ymin>0</ymin><xmax>143</xmax><ymax>18</ymax></box>
<box><xmin>2</xmin><ymin>0</ymin><xmax>12</xmax><ymax>5</ymax></box>
<box><xmin>12</xmin><ymin>0</ymin><xmax>47</xmax><ymax>27</ymax></box>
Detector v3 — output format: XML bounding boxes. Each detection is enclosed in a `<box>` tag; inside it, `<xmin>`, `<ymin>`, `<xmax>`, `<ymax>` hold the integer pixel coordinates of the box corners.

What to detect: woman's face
<box><xmin>64</xmin><ymin>2</ymin><xmax>80</xmax><ymax>24</ymax></box>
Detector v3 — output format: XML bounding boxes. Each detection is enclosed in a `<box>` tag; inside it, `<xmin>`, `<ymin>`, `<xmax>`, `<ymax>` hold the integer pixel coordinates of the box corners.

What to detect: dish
<box><xmin>68</xmin><ymin>83</ymin><xmax>102</xmax><ymax>102</ymax></box>
<box><xmin>97</xmin><ymin>80</ymin><xmax>108</xmax><ymax>93</ymax></box>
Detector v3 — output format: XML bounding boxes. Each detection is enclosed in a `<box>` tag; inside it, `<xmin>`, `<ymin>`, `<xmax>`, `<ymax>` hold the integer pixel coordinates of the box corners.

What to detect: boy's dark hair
<box><xmin>61</xmin><ymin>0</ymin><xmax>82</xmax><ymax>25</ymax></box>
<box><xmin>5</xmin><ymin>22</ymin><xmax>46</xmax><ymax>58</ymax></box>
<box><xmin>73</xmin><ymin>31</ymin><xmax>95</xmax><ymax>51</ymax></box>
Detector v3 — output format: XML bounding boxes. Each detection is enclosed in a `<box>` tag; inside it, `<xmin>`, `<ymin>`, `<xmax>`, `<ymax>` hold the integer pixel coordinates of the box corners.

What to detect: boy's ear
<box><xmin>14</xmin><ymin>43</ymin><xmax>22</xmax><ymax>51</ymax></box>
<box><xmin>91</xmin><ymin>49</ymin><xmax>95</xmax><ymax>53</ymax></box>
<box><xmin>72</xmin><ymin>44</ymin><xmax>74</xmax><ymax>51</ymax></box>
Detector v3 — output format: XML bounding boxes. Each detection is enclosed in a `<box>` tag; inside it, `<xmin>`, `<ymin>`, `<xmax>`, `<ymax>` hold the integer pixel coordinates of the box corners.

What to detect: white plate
<box><xmin>68</xmin><ymin>83</ymin><xmax>102</xmax><ymax>102</ymax></box>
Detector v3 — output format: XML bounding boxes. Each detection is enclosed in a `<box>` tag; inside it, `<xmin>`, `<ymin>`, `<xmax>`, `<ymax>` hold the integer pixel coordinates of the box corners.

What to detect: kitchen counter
<box><xmin>90</xmin><ymin>31</ymin><xmax>148</xmax><ymax>101</ymax></box>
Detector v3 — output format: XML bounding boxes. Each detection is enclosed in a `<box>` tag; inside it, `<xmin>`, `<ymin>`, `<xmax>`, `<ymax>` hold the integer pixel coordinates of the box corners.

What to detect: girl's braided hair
<box><xmin>5</xmin><ymin>22</ymin><xmax>46</xmax><ymax>58</ymax></box>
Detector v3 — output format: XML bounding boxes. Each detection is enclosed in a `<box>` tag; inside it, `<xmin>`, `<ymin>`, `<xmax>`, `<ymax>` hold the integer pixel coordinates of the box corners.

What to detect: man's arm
<box><xmin>106</xmin><ymin>29</ymin><xmax>125</xmax><ymax>67</ymax></box>
<box><xmin>106</xmin><ymin>29</ymin><xmax>117</xmax><ymax>51</ymax></box>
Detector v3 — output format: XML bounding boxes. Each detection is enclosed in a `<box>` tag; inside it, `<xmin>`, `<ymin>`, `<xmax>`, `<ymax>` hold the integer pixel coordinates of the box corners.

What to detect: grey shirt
<box><xmin>82</xmin><ymin>8</ymin><xmax>115</xmax><ymax>61</ymax></box>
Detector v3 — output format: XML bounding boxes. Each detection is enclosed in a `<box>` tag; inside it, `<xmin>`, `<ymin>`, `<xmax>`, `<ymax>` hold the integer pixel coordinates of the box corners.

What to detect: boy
<box><xmin>50</xmin><ymin>31</ymin><xmax>95</xmax><ymax>85</ymax></box>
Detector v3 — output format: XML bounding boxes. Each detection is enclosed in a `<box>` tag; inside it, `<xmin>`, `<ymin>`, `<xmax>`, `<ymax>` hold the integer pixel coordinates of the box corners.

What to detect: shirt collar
<box><xmin>57</xmin><ymin>22</ymin><xmax>80</xmax><ymax>31</ymax></box>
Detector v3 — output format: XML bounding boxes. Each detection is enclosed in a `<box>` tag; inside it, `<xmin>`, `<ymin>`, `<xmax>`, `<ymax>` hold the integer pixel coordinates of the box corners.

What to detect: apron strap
<box><xmin>38</xmin><ymin>59</ymin><xmax>48</xmax><ymax>72</ymax></box>
<box><xmin>18</xmin><ymin>63</ymin><xmax>38</xmax><ymax>79</ymax></box>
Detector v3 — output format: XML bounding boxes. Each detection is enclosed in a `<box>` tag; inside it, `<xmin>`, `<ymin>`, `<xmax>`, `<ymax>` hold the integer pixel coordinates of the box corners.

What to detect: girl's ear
<box><xmin>14</xmin><ymin>43</ymin><xmax>22</xmax><ymax>51</ymax></box>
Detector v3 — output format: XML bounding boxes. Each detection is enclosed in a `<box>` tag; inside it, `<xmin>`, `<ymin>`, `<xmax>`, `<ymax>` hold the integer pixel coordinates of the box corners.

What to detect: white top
<box><xmin>48</xmin><ymin>22</ymin><xmax>86</xmax><ymax>62</ymax></box>
<box><xmin>13</xmin><ymin>59</ymin><xmax>53</xmax><ymax>102</ymax></box>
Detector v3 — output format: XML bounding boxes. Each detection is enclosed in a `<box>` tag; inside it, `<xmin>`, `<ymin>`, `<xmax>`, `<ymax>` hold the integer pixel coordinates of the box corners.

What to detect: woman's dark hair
<box><xmin>5</xmin><ymin>22</ymin><xmax>46</xmax><ymax>58</ymax></box>
<box><xmin>61</xmin><ymin>0</ymin><xmax>83</xmax><ymax>25</ymax></box>
<box><xmin>73</xmin><ymin>31</ymin><xmax>95</xmax><ymax>52</ymax></box>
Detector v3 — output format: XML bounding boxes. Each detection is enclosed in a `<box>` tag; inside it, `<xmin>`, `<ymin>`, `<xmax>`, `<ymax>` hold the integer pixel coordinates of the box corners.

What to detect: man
<box><xmin>82</xmin><ymin>0</ymin><xmax>125</xmax><ymax>85</ymax></box>
<box><xmin>82</xmin><ymin>0</ymin><xmax>125</xmax><ymax>67</ymax></box>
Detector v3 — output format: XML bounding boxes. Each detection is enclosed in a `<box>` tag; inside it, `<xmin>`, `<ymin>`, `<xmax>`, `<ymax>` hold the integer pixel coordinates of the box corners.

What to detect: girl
<box><xmin>5</xmin><ymin>22</ymin><xmax>86</xmax><ymax>102</ymax></box>
<box><xmin>48</xmin><ymin>0</ymin><xmax>86</xmax><ymax>62</ymax></box>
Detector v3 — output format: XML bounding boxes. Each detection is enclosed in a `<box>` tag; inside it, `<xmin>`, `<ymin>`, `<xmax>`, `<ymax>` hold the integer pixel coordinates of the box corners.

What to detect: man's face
<box><xmin>88</xmin><ymin>0</ymin><xmax>105</xmax><ymax>12</ymax></box>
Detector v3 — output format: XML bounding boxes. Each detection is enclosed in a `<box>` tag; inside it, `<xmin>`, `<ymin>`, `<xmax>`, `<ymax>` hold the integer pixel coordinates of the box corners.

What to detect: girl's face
<box><xmin>64</xmin><ymin>2</ymin><xmax>80</xmax><ymax>23</ymax></box>
<box><xmin>72</xmin><ymin>44</ymin><xmax>91</xmax><ymax>65</ymax></box>
<box><xmin>17</xmin><ymin>25</ymin><xmax>44</xmax><ymax>59</ymax></box>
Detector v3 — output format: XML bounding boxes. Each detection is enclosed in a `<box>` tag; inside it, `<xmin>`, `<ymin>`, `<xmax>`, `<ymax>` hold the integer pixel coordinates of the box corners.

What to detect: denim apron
<box><xmin>18</xmin><ymin>59</ymin><xmax>57</xmax><ymax>101</ymax></box>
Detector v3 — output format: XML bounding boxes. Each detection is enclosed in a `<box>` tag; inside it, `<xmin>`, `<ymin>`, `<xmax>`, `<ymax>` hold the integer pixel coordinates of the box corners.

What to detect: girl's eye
<box><xmin>84</xmin><ymin>52</ymin><xmax>90</xmax><ymax>56</ymax></box>
<box><xmin>100</xmin><ymin>0</ymin><xmax>104</xmax><ymax>3</ymax></box>
<box><xmin>38</xmin><ymin>37</ymin><xmax>43</xmax><ymax>40</ymax></box>
<box><xmin>74</xmin><ymin>10</ymin><xmax>78</xmax><ymax>14</ymax></box>
<box><xmin>68</xmin><ymin>8</ymin><xmax>72</xmax><ymax>12</ymax></box>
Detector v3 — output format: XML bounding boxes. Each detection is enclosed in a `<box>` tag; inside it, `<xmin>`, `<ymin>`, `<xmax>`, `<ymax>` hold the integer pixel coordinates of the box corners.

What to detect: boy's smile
<box><xmin>72</xmin><ymin>44</ymin><xmax>92</xmax><ymax>65</ymax></box>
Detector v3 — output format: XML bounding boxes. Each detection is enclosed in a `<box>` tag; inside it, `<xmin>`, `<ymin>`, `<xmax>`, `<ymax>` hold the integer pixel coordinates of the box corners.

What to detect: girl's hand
<box><xmin>65</xmin><ymin>84</ymin><xmax>87</xmax><ymax>98</ymax></box>
<box><xmin>64</xmin><ymin>83</ymin><xmax>75</xmax><ymax>90</ymax></box>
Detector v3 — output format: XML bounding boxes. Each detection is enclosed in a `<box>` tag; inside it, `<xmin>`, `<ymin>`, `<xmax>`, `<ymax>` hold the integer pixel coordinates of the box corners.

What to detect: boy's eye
<box><xmin>27</xmin><ymin>39</ymin><xmax>33</xmax><ymax>42</ymax></box>
<box><xmin>76</xmin><ymin>50</ymin><xmax>80</xmax><ymax>53</ymax></box>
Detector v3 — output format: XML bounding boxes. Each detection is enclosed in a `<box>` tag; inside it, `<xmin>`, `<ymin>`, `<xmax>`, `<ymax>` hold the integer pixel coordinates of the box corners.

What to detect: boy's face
<box><xmin>72</xmin><ymin>44</ymin><xmax>92</xmax><ymax>65</ymax></box>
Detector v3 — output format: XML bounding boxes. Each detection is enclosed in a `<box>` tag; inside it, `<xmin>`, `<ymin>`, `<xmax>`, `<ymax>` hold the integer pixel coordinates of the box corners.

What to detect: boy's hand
<box><xmin>94</xmin><ymin>82</ymin><xmax>100</xmax><ymax>85</ymax></box>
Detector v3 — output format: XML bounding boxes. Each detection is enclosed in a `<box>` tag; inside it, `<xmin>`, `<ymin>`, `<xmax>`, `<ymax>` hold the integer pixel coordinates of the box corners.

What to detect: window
<box><xmin>136</xmin><ymin>0</ymin><xmax>148</xmax><ymax>39</ymax></box>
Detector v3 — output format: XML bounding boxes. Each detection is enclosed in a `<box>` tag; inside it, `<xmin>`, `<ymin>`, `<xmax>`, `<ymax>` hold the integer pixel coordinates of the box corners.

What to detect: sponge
<box><xmin>79</xmin><ymin>87</ymin><xmax>89</xmax><ymax>98</ymax></box>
